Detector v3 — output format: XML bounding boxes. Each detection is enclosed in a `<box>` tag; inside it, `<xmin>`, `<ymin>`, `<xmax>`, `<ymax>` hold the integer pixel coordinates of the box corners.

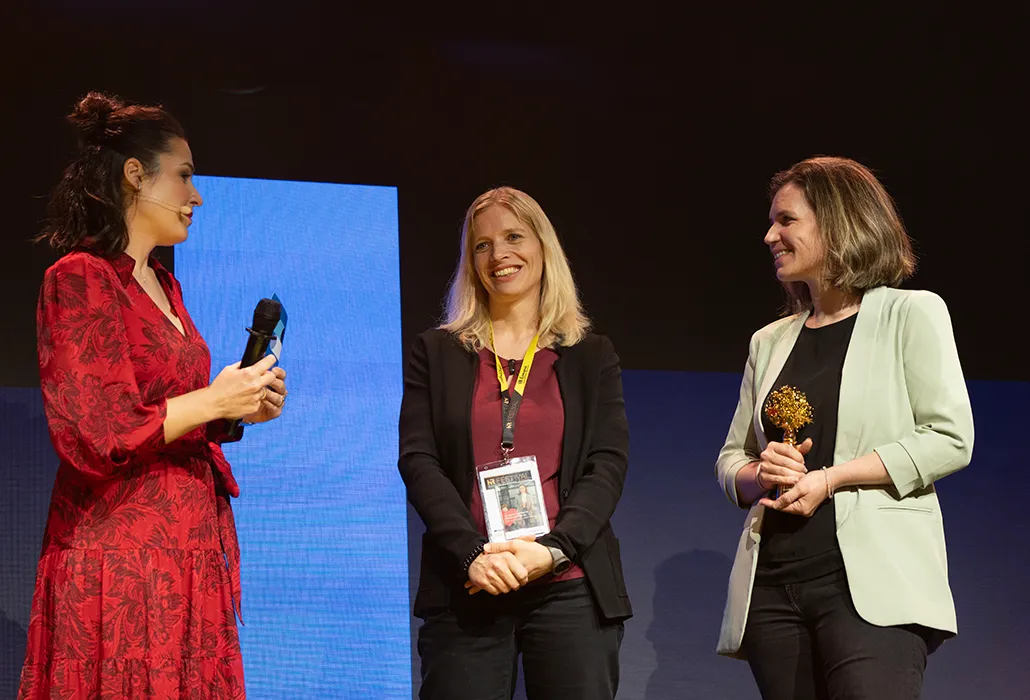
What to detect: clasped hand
<box><xmin>464</xmin><ymin>536</ymin><xmax>554</xmax><ymax>596</ymax></box>
<box><xmin>756</xmin><ymin>438</ymin><xmax>829</xmax><ymax>517</ymax></box>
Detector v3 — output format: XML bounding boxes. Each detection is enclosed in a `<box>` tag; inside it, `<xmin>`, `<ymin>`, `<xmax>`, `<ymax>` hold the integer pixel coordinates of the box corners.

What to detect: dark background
<box><xmin>3</xmin><ymin>3</ymin><xmax>1027</xmax><ymax>385</ymax></box>
<box><xmin>2</xmin><ymin>2</ymin><xmax>1028</xmax><ymax>698</ymax></box>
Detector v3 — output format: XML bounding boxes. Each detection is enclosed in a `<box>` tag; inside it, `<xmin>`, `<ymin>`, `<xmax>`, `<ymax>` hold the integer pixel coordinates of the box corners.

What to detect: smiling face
<box><xmin>764</xmin><ymin>183</ymin><xmax>826</xmax><ymax>287</ymax></box>
<box><xmin>132</xmin><ymin>137</ymin><xmax>203</xmax><ymax>246</ymax></box>
<box><xmin>471</xmin><ymin>204</ymin><xmax>544</xmax><ymax>306</ymax></box>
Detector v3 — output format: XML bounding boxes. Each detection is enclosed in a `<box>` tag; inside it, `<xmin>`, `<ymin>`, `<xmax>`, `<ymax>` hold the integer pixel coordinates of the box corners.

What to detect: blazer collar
<box><xmin>835</xmin><ymin>287</ymin><xmax>887</xmax><ymax>461</ymax></box>
<box><xmin>750</xmin><ymin>287</ymin><xmax>889</xmax><ymax>459</ymax></box>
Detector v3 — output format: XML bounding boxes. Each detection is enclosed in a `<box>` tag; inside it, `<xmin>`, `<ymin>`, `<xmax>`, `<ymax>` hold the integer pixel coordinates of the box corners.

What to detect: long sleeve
<box><xmin>874</xmin><ymin>292</ymin><xmax>974</xmax><ymax>497</ymax></box>
<box><xmin>398</xmin><ymin>334</ymin><xmax>486</xmax><ymax>571</ymax></box>
<box><xmin>537</xmin><ymin>336</ymin><xmax>629</xmax><ymax>562</ymax></box>
<box><xmin>715</xmin><ymin>332</ymin><xmax>763</xmax><ymax>508</ymax></box>
<box><xmin>37</xmin><ymin>255</ymin><xmax>167</xmax><ymax>478</ymax></box>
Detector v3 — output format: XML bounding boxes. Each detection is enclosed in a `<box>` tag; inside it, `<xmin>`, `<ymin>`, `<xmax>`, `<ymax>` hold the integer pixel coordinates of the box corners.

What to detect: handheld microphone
<box><xmin>226</xmin><ymin>298</ymin><xmax>282</xmax><ymax>438</ymax></box>
<box><xmin>139</xmin><ymin>194</ymin><xmax>193</xmax><ymax>217</ymax></box>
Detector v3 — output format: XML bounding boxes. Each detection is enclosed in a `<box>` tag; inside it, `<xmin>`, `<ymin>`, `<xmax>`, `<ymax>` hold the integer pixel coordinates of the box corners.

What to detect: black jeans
<box><xmin>417</xmin><ymin>578</ymin><xmax>624</xmax><ymax>700</ymax></box>
<box><xmin>742</xmin><ymin>568</ymin><xmax>929</xmax><ymax>700</ymax></box>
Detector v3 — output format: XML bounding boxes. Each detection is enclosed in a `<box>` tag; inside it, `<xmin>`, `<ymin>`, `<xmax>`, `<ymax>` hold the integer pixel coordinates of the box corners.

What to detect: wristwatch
<box><xmin>547</xmin><ymin>546</ymin><xmax>571</xmax><ymax>575</ymax></box>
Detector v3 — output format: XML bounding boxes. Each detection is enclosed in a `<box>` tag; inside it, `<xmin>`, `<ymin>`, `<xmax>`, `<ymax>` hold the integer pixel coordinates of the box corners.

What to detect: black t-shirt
<box><xmin>755</xmin><ymin>314</ymin><xmax>858</xmax><ymax>585</ymax></box>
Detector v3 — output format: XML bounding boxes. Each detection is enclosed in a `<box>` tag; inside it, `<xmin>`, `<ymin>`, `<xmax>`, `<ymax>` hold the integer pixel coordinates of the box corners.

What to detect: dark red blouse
<box><xmin>469</xmin><ymin>347</ymin><xmax>584</xmax><ymax>583</ymax></box>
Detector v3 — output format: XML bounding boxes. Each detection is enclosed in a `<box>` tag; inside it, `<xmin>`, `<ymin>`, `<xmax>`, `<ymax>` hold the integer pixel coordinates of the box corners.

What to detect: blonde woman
<box><xmin>399</xmin><ymin>187</ymin><xmax>631</xmax><ymax>700</ymax></box>
<box><xmin>716</xmin><ymin>157</ymin><xmax>973</xmax><ymax>698</ymax></box>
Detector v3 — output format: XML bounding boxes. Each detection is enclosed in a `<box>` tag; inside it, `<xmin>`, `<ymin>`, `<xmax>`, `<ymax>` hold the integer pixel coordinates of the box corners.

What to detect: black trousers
<box><xmin>742</xmin><ymin>568</ymin><xmax>929</xmax><ymax>700</ymax></box>
<box><xmin>417</xmin><ymin>578</ymin><xmax>624</xmax><ymax>700</ymax></box>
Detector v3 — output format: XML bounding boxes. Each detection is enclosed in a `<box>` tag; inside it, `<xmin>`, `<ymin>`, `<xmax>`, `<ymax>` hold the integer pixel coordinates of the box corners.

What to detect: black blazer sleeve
<box><xmin>397</xmin><ymin>333</ymin><xmax>486</xmax><ymax>571</ymax></box>
<box><xmin>537</xmin><ymin>335</ymin><xmax>629</xmax><ymax>562</ymax></box>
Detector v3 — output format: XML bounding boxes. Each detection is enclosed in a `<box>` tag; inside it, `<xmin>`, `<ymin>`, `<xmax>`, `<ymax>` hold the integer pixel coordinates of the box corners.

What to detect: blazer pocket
<box><xmin>876</xmin><ymin>504</ymin><xmax>934</xmax><ymax>515</ymax></box>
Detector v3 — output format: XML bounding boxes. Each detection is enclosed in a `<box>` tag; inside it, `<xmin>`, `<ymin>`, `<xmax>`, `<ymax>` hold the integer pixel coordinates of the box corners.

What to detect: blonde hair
<box><xmin>440</xmin><ymin>186</ymin><xmax>590</xmax><ymax>349</ymax></box>
<box><xmin>770</xmin><ymin>156</ymin><xmax>917</xmax><ymax>314</ymax></box>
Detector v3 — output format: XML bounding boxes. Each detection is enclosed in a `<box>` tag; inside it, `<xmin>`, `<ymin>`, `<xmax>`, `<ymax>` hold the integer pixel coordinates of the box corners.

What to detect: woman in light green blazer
<box><xmin>716</xmin><ymin>157</ymin><xmax>973</xmax><ymax>699</ymax></box>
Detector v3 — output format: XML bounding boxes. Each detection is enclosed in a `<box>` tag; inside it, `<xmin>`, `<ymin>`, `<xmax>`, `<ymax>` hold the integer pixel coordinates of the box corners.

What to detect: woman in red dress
<box><xmin>18</xmin><ymin>92</ymin><xmax>288</xmax><ymax>699</ymax></box>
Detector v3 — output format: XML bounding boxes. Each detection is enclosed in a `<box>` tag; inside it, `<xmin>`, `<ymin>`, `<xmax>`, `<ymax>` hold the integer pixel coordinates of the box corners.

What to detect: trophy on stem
<box><xmin>763</xmin><ymin>386</ymin><xmax>814</xmax><ymax>499</ymax></box>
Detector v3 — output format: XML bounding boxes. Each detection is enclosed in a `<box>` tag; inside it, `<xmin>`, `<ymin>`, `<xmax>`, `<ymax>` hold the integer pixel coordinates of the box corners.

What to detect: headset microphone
<box><xmin>139</xmin><ymin>194</ymin><xmax>192</xmax><ymax>217</ymax></box>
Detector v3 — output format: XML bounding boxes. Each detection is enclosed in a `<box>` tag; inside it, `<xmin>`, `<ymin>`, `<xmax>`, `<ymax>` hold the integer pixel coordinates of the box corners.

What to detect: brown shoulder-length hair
<box><xmin>439</xmin><ymin>186</ymin><xmax>590</xmax><ymax>350</ymax></box>
<box><xmin>770</xmin><ymin>156</ymin><xmax>916</xmax><ymax>314</ymax></box>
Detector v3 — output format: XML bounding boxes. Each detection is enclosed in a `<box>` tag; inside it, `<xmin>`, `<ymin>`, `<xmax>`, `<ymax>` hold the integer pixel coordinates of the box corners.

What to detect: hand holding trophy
<box><xmin>763</xmin><ymin>386</ymin><xmax>814</xmax><ymax>499</ymax></box>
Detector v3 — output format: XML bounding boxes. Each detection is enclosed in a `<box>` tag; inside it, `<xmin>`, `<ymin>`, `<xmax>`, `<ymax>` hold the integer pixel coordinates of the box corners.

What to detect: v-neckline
<box><xmin>164</xmin><ymin>309</ymin><xmax>187</xmax><ymax>338</ymax></box>
<box><xmin>133</xmin><ymin>272</ymin><xmax>188</xmax><ymax>340</ymax></box>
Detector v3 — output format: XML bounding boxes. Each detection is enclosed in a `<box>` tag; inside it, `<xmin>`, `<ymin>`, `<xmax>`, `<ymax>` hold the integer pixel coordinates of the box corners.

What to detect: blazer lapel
<box><xmin>835</xmin><ymin>287</ymin><xmax>885</xmax><ymax>465</ymax></box>
<box><xmin>453</xmin><ymin>341</ymin><xmax>479</xmax><ymax>498</ymax></box>
<box><xmin>553</xmin><ymin>345</ymin><xmax>579</xmax><ymax>493</ymax></box>
<box><xmin>751</xmin><ymin>312</ymin><xmax>809</xmax><ymax>443</ymax></box>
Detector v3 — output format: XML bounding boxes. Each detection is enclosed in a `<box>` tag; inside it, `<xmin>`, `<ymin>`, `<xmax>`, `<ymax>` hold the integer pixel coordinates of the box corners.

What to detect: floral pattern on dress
<box><xmin>20</xmin><ymin>250</ymin><xmax>247</xmax><ymax>699</ymax></box>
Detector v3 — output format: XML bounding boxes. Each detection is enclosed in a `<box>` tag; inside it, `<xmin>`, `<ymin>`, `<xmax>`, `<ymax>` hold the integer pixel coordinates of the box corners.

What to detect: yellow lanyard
<box><xmin>490</xmin><ymin>323</ymin><xmax>540</xmax><ymax>397</ymax></box>
<box><xmin>489</xmin><ymin>322</ymin><xmax>540</xmax><ymax>457</ymax></box>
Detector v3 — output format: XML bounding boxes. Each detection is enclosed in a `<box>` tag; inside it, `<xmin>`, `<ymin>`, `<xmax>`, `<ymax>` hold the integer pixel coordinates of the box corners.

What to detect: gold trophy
<box><xmin>763</xmin><ymin>386</ymin><xmax>814</xmax><ymax>498</ymax></box>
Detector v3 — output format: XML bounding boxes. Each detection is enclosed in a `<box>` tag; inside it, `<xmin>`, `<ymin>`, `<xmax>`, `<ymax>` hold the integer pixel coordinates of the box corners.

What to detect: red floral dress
<box><xmin>19</xmin><ymin>250</ymin><xmax>247</xmax><ymax>699</ymax></box>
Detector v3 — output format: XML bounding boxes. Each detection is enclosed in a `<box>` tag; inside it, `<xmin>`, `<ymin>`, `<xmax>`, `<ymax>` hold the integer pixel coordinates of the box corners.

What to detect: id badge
<box><xmin>476</xmin><ymin>455</ymin><xmax>550</xmax><ymax>543</ymax></box>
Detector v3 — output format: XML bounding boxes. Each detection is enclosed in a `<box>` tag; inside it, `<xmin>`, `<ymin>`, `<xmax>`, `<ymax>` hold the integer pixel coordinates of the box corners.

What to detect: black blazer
<box><xmin>398</xmin><ymin>328</ymin><xmax>633</xmax><ymax>622</ymax></box>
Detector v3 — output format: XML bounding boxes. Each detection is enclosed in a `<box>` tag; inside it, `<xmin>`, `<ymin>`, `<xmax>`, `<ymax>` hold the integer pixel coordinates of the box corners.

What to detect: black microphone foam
<box><xmin>240</xmin><ymin>299</ymin><xmax>282</xmax><ymax>368</ymax></box>
<box><xmin>250</xmin><ymin>298</ymin><xmax>281</xmax><ymax>337</ymax></box>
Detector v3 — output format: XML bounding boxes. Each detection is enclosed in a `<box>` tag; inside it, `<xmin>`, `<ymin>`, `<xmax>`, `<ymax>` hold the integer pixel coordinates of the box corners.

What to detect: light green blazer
<box><xmin>715</xmin><ymin>287</ymin><xmax>974</xmax><ymax>658</ymax></box>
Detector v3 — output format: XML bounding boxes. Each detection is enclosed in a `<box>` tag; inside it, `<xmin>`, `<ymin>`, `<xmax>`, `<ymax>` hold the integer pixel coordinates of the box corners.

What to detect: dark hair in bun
<box><xmin>67</xmin><ymin>92</ymin><xmax>123</xmax><ymax>146</ymax></box>
<box><xmin>38</xmin><ymin>92</ymin><xmax>187</xmax><ymax>256</ymax></box>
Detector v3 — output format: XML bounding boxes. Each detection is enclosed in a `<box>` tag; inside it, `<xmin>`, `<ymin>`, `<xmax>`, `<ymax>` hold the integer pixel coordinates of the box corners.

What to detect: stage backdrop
<box><xmin>175</xmin><ymin>176</ymin><xmax>410</xmax><ymax>698</ymax></box>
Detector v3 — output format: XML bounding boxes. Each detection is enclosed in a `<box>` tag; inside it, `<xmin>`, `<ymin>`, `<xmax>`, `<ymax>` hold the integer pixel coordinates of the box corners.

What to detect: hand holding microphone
<box><xmin>244</xmin><ymin>364</ymin><xmax>287</xmax><ymax>425</ymax></box>
<box><xmin>208</xmin><ymin>354</ymin><xmax>280</xmax><ymax>420</ymax></box>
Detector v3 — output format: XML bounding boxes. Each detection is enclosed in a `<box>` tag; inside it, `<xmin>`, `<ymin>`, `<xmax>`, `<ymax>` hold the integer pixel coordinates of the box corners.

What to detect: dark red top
<box><xmin>469</xmin><ymin>346</ymin><xmax>584</xmax><ymax>583</ymax></box>
<box><xmin>20</xmin><ymin>250</ymin><xmax>245</xmax><ymax>698</ymax></box>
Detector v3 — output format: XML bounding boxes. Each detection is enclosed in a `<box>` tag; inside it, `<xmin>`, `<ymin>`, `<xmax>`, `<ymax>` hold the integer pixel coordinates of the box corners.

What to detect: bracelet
<box><xmin>755</xmin><ymin>464</ymin><xmax>770</xmax><ymax>492</ymax></box>
<box><xmin>462</xmin><ymin>543</ymin><xmax>485</xmax><ymax>575</ymax></box>
<box><xmin>821</xmin><ymin>466</ymin><xmax>835</xmax><ymax>499</ymax></box>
